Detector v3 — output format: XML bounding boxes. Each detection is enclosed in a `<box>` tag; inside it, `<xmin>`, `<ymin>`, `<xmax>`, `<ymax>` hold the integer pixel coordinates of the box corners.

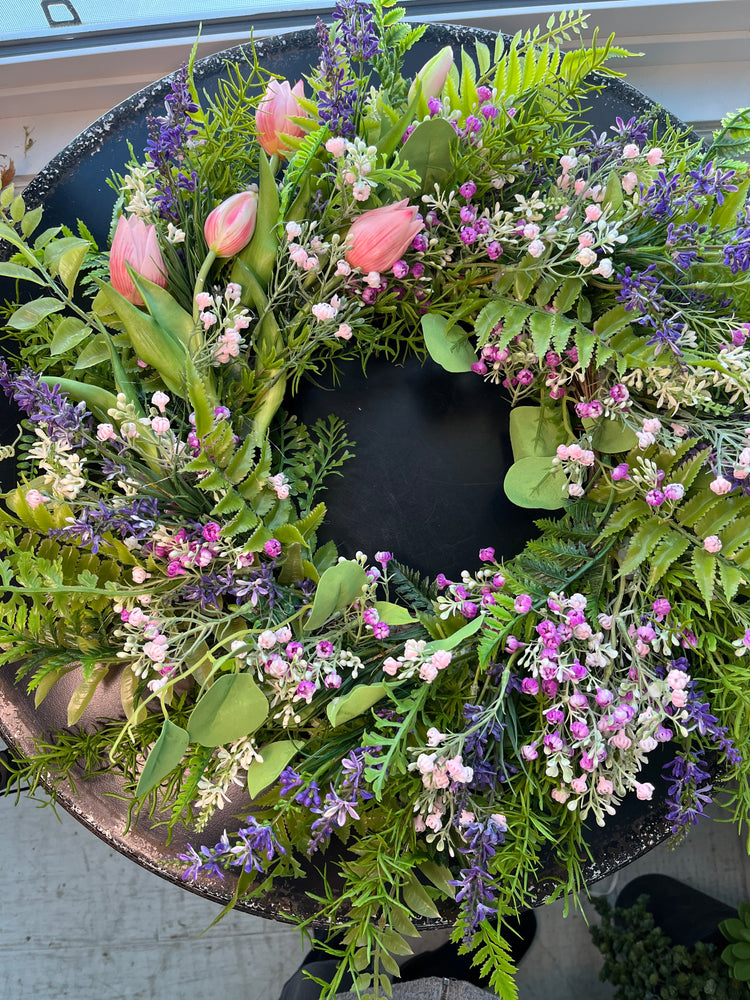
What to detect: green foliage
<box><xmin>591</xmin><ymin>895</ymin><xmax>746</xmax><ymax>999</ymax></box>
<box><xmin>720</xmin><ymin>903</ymin><xmax>750</xmax><ymax>981</ymax></box>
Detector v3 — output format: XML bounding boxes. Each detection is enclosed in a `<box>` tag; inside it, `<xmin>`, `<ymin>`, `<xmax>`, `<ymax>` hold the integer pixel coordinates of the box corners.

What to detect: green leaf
<box><xmin>50</xmin><ymin>316</ymin><xmax>90</xmax><ymax>356</ymax></box>
<box><xmin>246</xmin><ymin>740</ymin><xmax>298</xmax><ymax>798</ymax></box>
<box><xmin>94</xmin><ymin>280</ymin><xmax>187</xmax><ymax>397</ymax></box>
<box><xmin>424</xmin><ymin>614</ymin><xmax>483</xmax><ymax>654</ymax></box>
<box><xmin>646</xmin><ymin>531</ymin><xmax>691</xmax><ymax>588</ymax></box>
<box><xmin>582</xmin><ymin>415</ymin><xmax>637</xmax><ymax>453</ymax></box>
<box><xmin>327</xmin><ymin>683</ymin><xmax>387</xmax><ymax>727</ymax></box>
<box><xmin>721</xmin><ymin>918</ymin><xmax>750</xmax><ymax>944</ymax></box>
<box><xmin>8</xmin><ymin>297</ymin><xmax>65</xmax><ymax>331</ymax></box>
<box><xmin>397</xmin><ymin>118</ymin><xmax>456</xmax><ymax>195</ymax></box>
<box><xmin>593</xmin><ymin>303</ymin><xmax>633</xmax><ymax>340</ymax></box>
<box><xmin>619</xmin><ymin>518</ymin><xmax>671</xmax><ymax>575</ymax></box>
<box><xmin>403</xmin><ymin>874</ymin><xmax>440</xmax><ymax>919</ymax></box>
<box><xmin>692</xmin><ymin>547</ymin><xmax>716</xmax><ymax>608</ymax></box>
<box><xmin>304</xmin><ymin>559</ymin><xmax>368</xmax><ymax>631</ymax></box>
<box><xmin>66</xmin><ymin>665</ymin><xmax>108</xmax><ymax>726</ymax></box>
<box><xmin>59</xmin><ymin>242</ymin><xmax>90</xmax><ymax>293</ymax></box>
<box><xmin>136</xmin><ymin>719</ymin><xmax>190</xmax><ymax>796</ymax></box>
<box><xmin>20</xmin><ymin>205</ymin><xmax>43</xmax><ymax>238</ymax></box>
<box><xmin>373</xmin><ymin>601</ymin><xmax>416</xmax><ymax>625</ymax></box>
<box><xmin>719</xmin><ymin>561</ymin><xmax>746</xmax><ymax>602</ymax></box>
<box><xmin>187</xmin><ymin>673</ymin><xmax>269</xmax><ymax>747</ymax></box>
<box><xmin>34</xmin><ymin>667</ymin><xmax>72</xmax><ymax>708</ymax></box>
<box><xmin>421</xmin><ymin>313</ymin><xmax>477</xmax><ymax>372</ymax></box>
<box><xmin>504</xmin><ymin>455</ymin><xmax>565</xmax><ymax>510</ymax></box>
<box><xmin>509</xmin><ymin>405</ymin><xmax>568</xmax><ymax>461</ymax></box>
<box><xmin>73</xmin><ymin>333</ymin><xmax>111</xmax><ymax>370</ymax></box>
<box><xmin>0</xmin><ymin>261</ymin><xmax>44</xmax><ymax>285</ymax></box>
<box><xmin>419</xmin><ymin>860</ymin><xmax>456</xmax><ymax>899</ymax></box>
<box><xmin>130</xmin><ymin>271</ymin><xmax>200</xmax><ymax>353</ymax></box>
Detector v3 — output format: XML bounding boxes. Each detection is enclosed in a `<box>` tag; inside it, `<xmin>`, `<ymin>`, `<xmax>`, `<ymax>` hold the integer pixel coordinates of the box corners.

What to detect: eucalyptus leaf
<box><xmin>136</xmin><ymin>719</ymin><xmax>190</xmax><ymax>797</ymax></box>
<box><xmin>304</xmin><ymin>559</ymin><xmax>368</xmax><ymax>631</ymax></box>
<box><xmin>246</xmin><ymin>740</ymin><xmax>299</xmax><ymax>798</ymax></box>
<box><xmin>509</xmin><ymin>405</ymin><xmax>568</xmax><ymax>462</ymax></box>
<box><xmin>503</xmin><ymin>455</ymin><xmax>566</xmax><ymax>510</ymax></box>
<box><xmin>421</xmin><ymin>314</ymin><xmax>477</xmax><ymax>372</ymax></box>
<box><xmin>397</xmin><ymin>118</ymin><xmax>456</xmax><ymax>195</ymax></box>
<box><xmin>582</xmin><ymin>415</ymin><xmax>637</xmax><ymax>454</ymax></box>
<box><xmin>187</xmin><ymin>673</ymin><xmax>269</xmax><ymax>747</ymax></box>
<box><xmin>327</xmin><ymin>683</ymin><xmax>387</xmax><ymax>727</ymax></box>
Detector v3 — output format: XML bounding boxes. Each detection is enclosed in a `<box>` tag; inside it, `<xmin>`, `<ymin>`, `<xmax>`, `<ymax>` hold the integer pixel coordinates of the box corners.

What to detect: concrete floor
<box><xmin>1</xmin><ymin>782</ymin><xmax>748</xmax><ymax>1000</ymax></box>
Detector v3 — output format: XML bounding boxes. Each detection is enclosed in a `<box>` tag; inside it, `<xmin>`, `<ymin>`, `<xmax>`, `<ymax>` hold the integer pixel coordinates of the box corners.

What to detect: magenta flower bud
<box><xmin>345</xmin><ymin>200</ymin><xmax>424</xmax><ymax>273</ymax></box>
<box><xmin>255</xmin><ymin>79</ymin><xmax>307</xmax><ymax>157</ymax></box>
<box><xmin>109</xmin><ymin>215</ymin><xmax>167</xmax><ymax>305</ymax></box>
<box><xmin>204</xmin><ymin>191</ymin><xmax>258</xmax><ymax>257</ymax></box>
<box><xmin>408</xmin><ymin>46</ymin><xmax>454</xmax><ymax>104</ymax></box>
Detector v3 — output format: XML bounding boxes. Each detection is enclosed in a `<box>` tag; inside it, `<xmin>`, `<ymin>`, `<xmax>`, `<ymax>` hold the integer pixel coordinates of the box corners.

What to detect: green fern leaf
<box><xmin>646</xmin><ymin>531</ymin><xmax>691</xmax><ymax>588</ymax></box>
<box><xmin>619</xmin><ymin>518</ymin><xmax>672</xmax><ymax>575</ymax></box>
<box><xmin>692</xmin><ymin>548</ymin><xmax>717</xmax><ymax>609</ymax></box>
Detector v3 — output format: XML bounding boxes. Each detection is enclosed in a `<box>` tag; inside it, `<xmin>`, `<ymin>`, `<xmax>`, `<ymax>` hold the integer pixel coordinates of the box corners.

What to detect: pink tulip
<box><xmin>204</xmin><ymin>191</ymin><xmax>258</xmax><ymax>257</ymax></box>
<box><xmin>408</xmin><ymin>46</ymin><xmax>454</xmax><ymax>103</ymax></box>
<box><xmin>345</xmin><ymin>200</ymin><xmax>424</xmax><ymax>273</ymax></box>
<box><xmin>255</xmin><ymin>79</ymin><xmax>307</xmax><ymax>157</ymax></box>
<box><xmin>109</xmin><ymin>215</ymin><xmax>167</xmax><ymax>305</ymax></box>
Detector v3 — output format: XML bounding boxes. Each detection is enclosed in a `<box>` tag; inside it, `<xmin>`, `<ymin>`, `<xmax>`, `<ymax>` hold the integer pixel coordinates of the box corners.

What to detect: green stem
<box><xmin>193</xmin><ymin>249</ymin><xmax>217</xmax><ymax>319</ymax></box>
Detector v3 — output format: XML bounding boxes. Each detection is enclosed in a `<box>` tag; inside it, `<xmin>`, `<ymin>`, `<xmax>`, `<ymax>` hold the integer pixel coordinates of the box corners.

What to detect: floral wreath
<box><xmin>2</xmin><ymin>4</ymin><xmax>750</xmax><ymax>998</ymax></box>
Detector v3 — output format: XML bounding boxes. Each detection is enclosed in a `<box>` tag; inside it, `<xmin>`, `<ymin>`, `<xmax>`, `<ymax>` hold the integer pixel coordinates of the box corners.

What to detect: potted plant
<box><xmin>591</xmin><ymin>873</ymin><xmax>750</xmax><ymax>999</ymax></box>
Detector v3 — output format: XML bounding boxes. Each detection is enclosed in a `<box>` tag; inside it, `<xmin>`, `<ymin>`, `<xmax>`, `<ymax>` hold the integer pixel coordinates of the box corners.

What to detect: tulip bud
<box><xmin>345</xmin><ymin>200</ymin><xmax>424</xmax><ymax>273</ymax></box>
<box><xmin>204</xmin><ymin>191</ymin><xmax>258</xmax><ymax>257</ymax></box>
<box><xmin>255</xmin><ymin>79</ymin><xmax>307</xmax><ymax>157</ymax></box>
<box><xmin>408</xmin><ymin>46</ymin><xmax>453</xmax><ymax>104</ymax></box>
<box><xmin>109</xmin><ymin>215</ymin><xmax>167</xmax><ymax>305</ymax></box>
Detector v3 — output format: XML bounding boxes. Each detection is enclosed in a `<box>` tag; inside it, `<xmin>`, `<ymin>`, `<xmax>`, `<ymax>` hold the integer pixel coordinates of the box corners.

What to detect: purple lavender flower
<box><xmin>0</xmin><ymin>363</ymin><xmax>89</xmax><ymax>444</ymax></box>
<box><xmin>144</xmin><ymin>63</ymin><xmax>200</xmax><ymax>221</ymax></box>
<box><xmin>333</xmin><ymin>0</ymin><xmax>381</xmax><ymax>61</ymax></box>
<box><xmin>316</xmin><ymin>19</ymin><xmax>357</xmax><ymax>137</ymax></box>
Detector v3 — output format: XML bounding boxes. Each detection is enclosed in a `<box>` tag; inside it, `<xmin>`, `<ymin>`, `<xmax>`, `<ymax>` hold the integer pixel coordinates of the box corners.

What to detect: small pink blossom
<box><xmin>335</xmin><ymin>323</ymin><xmax>353</xmax><ymax>340</ymax></box>
<box><xmin>585</xmin><ymin>204</ymin><xmax>602</xmax><ymax>223</ymax></box>
<box><xmin>645</xmin><ymin>147</ymin><xmax>664</xmax><ymax>166</ymax></box>
<box><xmin>576</xmin><ymin>247</ymin><xmax>597</xmax><ymax>267</ymax></box>
<box><xmin>426</xmin><ymin>727</ymin><xmax>446</xmax><ymax>747</ymax></box>
<box><xmin>622</xmin><ymin>143</ymin><xmax>640</xmax><ymax>159</ymax></box>
<box><xmin>258</xmin><ymin>629</ymin><xmax>277</xmax><ymax>650</ymax></box>
<box><xmin>151</xmin><ymin>416</ymin><xmax>170</xmax><ymax>435</ymax></box>
<box><xmin>195</xmin><ymin>292</ymin><xmax>212</xmax><ymax>310</ymax></box>
<box><xmin>420</xmin><ymin>662</ymin><xmax>439</xmax><ymax>683</ymax></box>
<box><xmin>431</xmin><ymin>649</ymin><xmax>452</xmax><ymax>671</ymax></box>
<box><xmin>710</xmin><ymin>477</ymin><xmax>733</xmax><ymax>495</ymax></box>
<box><xmin>151</xmin><ymin>391</ymin><xmax>170</xmax><ymax>413</ymax></box>
<box><xmin>704</xmin><ymin>534</ymin><xmax>722</xmax><ymax>553</ymax></box>
<box><xmin>132</xmin><ymin>567</ymin><xmax>150</xmax><ymax>584</ymax></box>
<box><xmin>634</xmin><ymin>781</ymin><xmax>655</xmax><ymax>801</ymax></box>
<box><xmin>325</xmin><ymin>136</ymin><xmax>347</xmax><ymax>157</ymax></box>
<box><xmin>551</xmin><ymin>788</ymin><xmax>570</xmax><ymax>804</ymax></box>
<box><xmin>527</xmin><ymin>239</ymin><xmax>545</xmax><ymax>258</ymax></box>
<box><xmin>25</xmin><ymin>489</ymin><xmax>47</xmax><ymax>508</ymax></box>
<box><xmin>382</xmin><ymin>657</ymin><xmax>400</xmax><ymax>676</ymax></box>
<box><xmin>621</xmin><ymin>172</ymin><xmax>639</xmax><ymax>195</ymax></box>
<box><xmin>593</xmin><ymin>257</ymin><xmax>614</xmax><ymax>278</ymax></box>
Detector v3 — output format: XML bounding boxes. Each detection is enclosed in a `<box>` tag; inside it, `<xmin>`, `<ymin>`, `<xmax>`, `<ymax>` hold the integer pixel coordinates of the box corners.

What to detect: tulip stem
<box><xmin>193</xmin><ymin>249</ymin><xmax>217</xmax><ymax>320</ymax></box>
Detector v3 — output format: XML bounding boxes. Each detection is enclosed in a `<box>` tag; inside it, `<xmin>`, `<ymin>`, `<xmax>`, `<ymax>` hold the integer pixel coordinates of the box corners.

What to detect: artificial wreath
<box><xmin>2</xmin><ymin>3</ymin><xmax>750</xmax><ymax>998</ymax></box>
